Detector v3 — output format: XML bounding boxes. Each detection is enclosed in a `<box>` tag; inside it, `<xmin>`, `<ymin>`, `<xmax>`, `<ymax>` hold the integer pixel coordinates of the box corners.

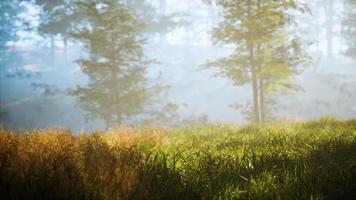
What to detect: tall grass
<box><xmin>0</xmin><ymin>118</ymin><xmax>356</xmax><ymax>199</ymax></box>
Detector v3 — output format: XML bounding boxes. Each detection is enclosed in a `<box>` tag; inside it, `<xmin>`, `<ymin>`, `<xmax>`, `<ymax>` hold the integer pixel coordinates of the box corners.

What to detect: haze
<box><xmin>0</xmin><ymin>0</ymin><xmax>355</xmax><ymax>131</ymax></box>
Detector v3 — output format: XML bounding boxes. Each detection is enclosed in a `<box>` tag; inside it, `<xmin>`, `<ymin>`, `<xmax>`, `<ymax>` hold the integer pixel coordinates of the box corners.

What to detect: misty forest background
<box><xmin>0</xmin><ymin>0</ymin><xmax>356</xmax><ymax>131</ymax></box>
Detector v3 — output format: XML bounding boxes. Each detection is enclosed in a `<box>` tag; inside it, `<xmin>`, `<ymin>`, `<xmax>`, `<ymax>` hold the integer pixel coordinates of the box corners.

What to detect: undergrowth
<box><xmin>0</xmin><ymin>118</ymin><xmax>355</xmax><ymax>199</ymax></box>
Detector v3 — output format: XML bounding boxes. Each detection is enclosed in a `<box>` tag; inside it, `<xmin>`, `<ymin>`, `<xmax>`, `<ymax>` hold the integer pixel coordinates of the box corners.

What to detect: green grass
<box><xmin>1</xmin><ymin>118</ymin><xmax>356</xmax><ymax>199</ymax></box>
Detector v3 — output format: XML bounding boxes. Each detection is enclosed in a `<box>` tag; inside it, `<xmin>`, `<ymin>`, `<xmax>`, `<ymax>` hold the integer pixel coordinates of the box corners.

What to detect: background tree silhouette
<box><xmin>71</xmin><ymin>0</ymin><xmax>171</xmax><ymax>127</ymax></box>
<box><xmin>33</xmin><ymin>0</ymin><xmax>82</xmax><ymax>61</ymax></box>
<box><xmin>204</xmin><ymin>0</ymin><xmax>310</xmax><ymax>124</ymax></box>
<box><xmin>0</xmin><ymin>0</ymin><xmax>23</xmax><ymax>69</ymax></box>
<box><xmin>126</xmin><ymin>0</ymin><xmax>184</xmax><ymax>37</ymax></box>
<box><xmin>0</xmin><ymin>0</ymin><xmax>24</xmax><ymax>125</ymax></box>
<box><xmin>343</xmin><ymin>0</ymin><xmax>356</xmax><ymax>59</ymax></box>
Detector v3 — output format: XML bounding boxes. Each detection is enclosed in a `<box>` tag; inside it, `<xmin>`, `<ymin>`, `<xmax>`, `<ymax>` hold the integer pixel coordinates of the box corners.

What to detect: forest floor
<box><xmin>1</xmin><ymin>117</ymin><xmax>356</xmax><ymax>199</ymax></box>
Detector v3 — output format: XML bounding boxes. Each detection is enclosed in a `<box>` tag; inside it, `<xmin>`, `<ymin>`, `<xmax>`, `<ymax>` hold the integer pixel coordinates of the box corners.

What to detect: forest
<box><xmin>0</xmin><ymin>0</ymin><xmax>356</xmax><ymax>199</ymax></box>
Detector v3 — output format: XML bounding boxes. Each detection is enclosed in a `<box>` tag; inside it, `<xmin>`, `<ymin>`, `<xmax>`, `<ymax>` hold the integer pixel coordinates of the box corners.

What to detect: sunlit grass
<box><xmin>1</xmin><ymin>118</ymin><xmax>356</xmax><ymax>199</ymax></box>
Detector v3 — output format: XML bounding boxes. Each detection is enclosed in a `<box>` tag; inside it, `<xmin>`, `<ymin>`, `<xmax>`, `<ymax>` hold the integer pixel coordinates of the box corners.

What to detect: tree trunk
<box><xmin>256</xmin><ymin>0</ymin><xmax>264</xmax><ymax>124</ymax></box>
<box><xmin>249</xmin><ymin>41</ymin><xmax>260</xmax><ymax>124</ymax></box>
<box><xmin>252</xmin><ymin>70</ymin><xmax>260</xmax><ymax>124</ymax></box>
<box><xmin>63</xmin><ymin>37</ymin><xmax>67</xmax><ymax>63</ymax></box>
<box><xmin>324</xmin><ymin>0</ymin><xmax>334</xmax><ymax>58</ymax></box>
<box><xmin>111</xmin><ymin>31</ymin><xmax>121</xmax><ymax>126</ymax></box>
<box><xmin>259</xmin><ymin>77</ymin><xmax>265</xmax><ymax>123</ymax></box>
<box><xmin>158</xmin><ymin>0</ymin><xmax>167</xmax><ymax>43</ymax></box>
<box><xmin>111</xmin><ymin>67</ymin><xmax>121</xmax><ymax>125</ymax></box>
<box><xmin>248</xmin><ymin>0</ymin><xmax>260</xmax><ymax>124</ymax></box>
<box><xmin>50</xmin><ymin>36</ymin><xmax>55</xmax><ymax>65</ymax></box>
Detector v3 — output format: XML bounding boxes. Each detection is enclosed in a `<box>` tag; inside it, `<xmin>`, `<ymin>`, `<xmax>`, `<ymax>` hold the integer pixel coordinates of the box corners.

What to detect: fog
<box><xmin>0</xmin><ymin>0</ymin><xmax>355</xmax><ymax>131</ymax></box>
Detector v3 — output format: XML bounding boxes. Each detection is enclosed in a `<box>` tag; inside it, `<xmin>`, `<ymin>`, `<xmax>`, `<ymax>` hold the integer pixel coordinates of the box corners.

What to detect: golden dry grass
<box><xmin>0</xmin><ymin>118</ymin><xmax>355</xmax><ymax>200</ymax></box>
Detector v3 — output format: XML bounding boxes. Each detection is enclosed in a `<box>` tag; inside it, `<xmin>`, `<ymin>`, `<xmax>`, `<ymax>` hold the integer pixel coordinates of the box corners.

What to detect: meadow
<box><xmin>0</xmin><ymin>118</ymin><xmax>356</xmax><ymax>200</ymax></box>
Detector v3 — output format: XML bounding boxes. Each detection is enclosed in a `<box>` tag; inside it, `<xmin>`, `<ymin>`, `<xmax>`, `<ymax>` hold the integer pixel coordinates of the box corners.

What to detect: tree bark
<box><xmin>249</xmin><ymin>36</ymin><xmax>260</xmax><ymax>124</ymax></box>
<box><xmin>50</xmin><ymin>36</ymin><xmax>55</xmax><ymax>65</ymax></box>
<box><xmin>248</xmin><ymin>0</ymin><xmax>260</xmax><ymax>124</ymax></box>
<box><xmin>63</xmin><ymin>37</ymin><xmax>67</xmax><ymax>63</ymax></box>
<box><xmin>258</xmin><ymin>76</ymin><xmax>265</xmax><ymax>123</ymax></box>
<box><xmin>252</xmin><ymin>69</ymin><xmax>260</xmax><ymax>124</ymax></box>
<box><xmin>324</xmin><ymin>0</ymin><xmax>334</xmax><ymax>58</ymax></box>
<box><xmin>110</xmin><ymin>31</ymin><xmax>121</xmax><ymax>125</ymax></box>
<box><xmin>256</xmin><ymin>50</ymin><xmax>264</xmax><ymax>123</ymax></box>
<box><xmin>256</xmin><ymin>0</ymin><xmax>264</xmax><ymax>124</ymax></box>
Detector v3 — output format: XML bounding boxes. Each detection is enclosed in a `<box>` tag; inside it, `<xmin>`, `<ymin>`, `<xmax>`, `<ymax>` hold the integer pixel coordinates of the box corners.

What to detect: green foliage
<box><xmin>34</xmin><ymin>0</ymin><xmax>80</xmax><ymax>39</ymax></box>
<box><xmin>70</xmin><ymin>0</ymin><xmax>179</xmax><ymax>128</ymax></box>
<box><xmin>204</xmin><ymin>0</ymin><xmax>311</xmax><ymax>123</ymax></box>
<box><xmin>70</xmin><ymin>0</ymin><xmax>152</xmax><ymax>127</ymax></box>
<box><xmin>33</xmin><ymin>0</ymin><xmax>181</xmax><ymax>41</ymax></box>
<box><xmin>1</xmin><ymin>118</ymin><xmax>356</xmax><ymax>199</ymax></box>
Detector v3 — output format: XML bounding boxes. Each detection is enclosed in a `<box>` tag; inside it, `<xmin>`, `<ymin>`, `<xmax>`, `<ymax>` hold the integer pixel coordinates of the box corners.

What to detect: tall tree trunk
<box><xmin>256</xmin><ymin>0</ymin><xmax>264</xmax><ymax>124</ymax></box>
<box><xmin>256</xmin><ymin>50</ymin><xmax>264</xmax><ymax>123</ymax></box>
<box><xmin>50</xmin><ymin>36</ymin><xmax>55</xmax><ymax>65</ymax></box>
<box><xmin>111</xmin><ymin>30</ymin><xmax>121</xmax><ymax>126</ymax></box>
<box><xmin>324</xmin><ymin>0</ymin><xmax>334</xmax><ymax>58</ymax></box>
<box><xmin>252</xmin><ymin>70</ymin><xmax>260</xmax><ymax>124</ymax></box>
<box><xmin>158</xmin><ymin>0</ymin><xmax>167</xmax><ymax>42</ymax></box>
<box><xmin>63</xmin><ymin>37</ymin><xmax>67</xmax><ymax>63</ymax></box>
<box><xmin>249</xmin><ymin>42</ymin><xmax>260</xmax><ymax>124</ymax></box>
<box><xmin>111</xmin><ymin>68</ymin><xmax>121</xmax><ymax>125</ymax></box>
<box><xmin>258</xmin><ymin>77</ymin><xmax>265</xmax><ymax>123</ymax></box>
<box><xmin>248</xmin><ymin>0</ymin><xmax>260</xmax><ymax>124</ymax></box>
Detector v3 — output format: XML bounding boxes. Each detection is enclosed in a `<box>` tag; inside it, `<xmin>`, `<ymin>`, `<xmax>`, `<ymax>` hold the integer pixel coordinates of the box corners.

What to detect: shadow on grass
<box><xmin>0</xmin><ymin>119</ymin><xmax>355</xmax><ymax>199</ymax></box>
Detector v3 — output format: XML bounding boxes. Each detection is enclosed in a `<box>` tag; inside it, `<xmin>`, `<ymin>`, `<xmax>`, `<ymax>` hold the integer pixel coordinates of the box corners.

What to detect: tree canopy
<box><xmin>71</xmin><ymin>0</ymin><xmax>150</xmax><ymax>126</ymax></box>
<box><xmin>204</xmin><ymin>0</ymin><xmax>310</xmax><ymax>123</ymax></box>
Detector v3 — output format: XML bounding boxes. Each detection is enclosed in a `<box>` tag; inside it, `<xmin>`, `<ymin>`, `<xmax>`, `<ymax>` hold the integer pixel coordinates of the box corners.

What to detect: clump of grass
<box><xmin>0</xmin><ymin>118</ymin><xmax>355</xmax><ymax>199</ymax></box>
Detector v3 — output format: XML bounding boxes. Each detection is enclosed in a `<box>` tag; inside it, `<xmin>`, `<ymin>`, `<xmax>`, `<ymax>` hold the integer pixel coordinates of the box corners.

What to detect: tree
<box><xmin>0</xmin><ymin>0</ymin><xmax>23</xmax><ymax>125</ymax></box>
<box><xmin>0</xmin><ymin>0</ymin><xmax>23</xmax><ymax>67</ymax></box>
<box><xmin>0</xmin><ymin>1</ymin><xmax>19</xmax><ymax>48</ymax></box>
<box><xmin>343</xmin><ymin>0</ymin><xmax>356</xmax><ymax>59</ymax></box>
<box><xmin>34</xmin><ymin>0</ymin><xmax>80</xmax><ymax>61</ymax></box>
<box><xmin>0</xmin><ymin>0</ymin><xmax>24</xmax><ymax>79</ymax></box>
<box><xmin>126</xmin><ymin>0</ymin><xmax>175</xmax><ymax>35</ymax></box>
<box><xmin>123</xmin><ymin>0</ymin><xmax>187</xmax><ymax>45</ymax></box>
<box><xmin>323</xmin><ymin>0</ymin><xmax>336</xmax><ymax>57</ymax></box>
<box><xmin>71</xmin><ymin>0</ymin><xmax>165</xmax><ymax>127</ymax></box>
<box><xmin>204</xmin><ymin>0</ymin><xmax>310</xmax><ymax>124</ymax></box>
